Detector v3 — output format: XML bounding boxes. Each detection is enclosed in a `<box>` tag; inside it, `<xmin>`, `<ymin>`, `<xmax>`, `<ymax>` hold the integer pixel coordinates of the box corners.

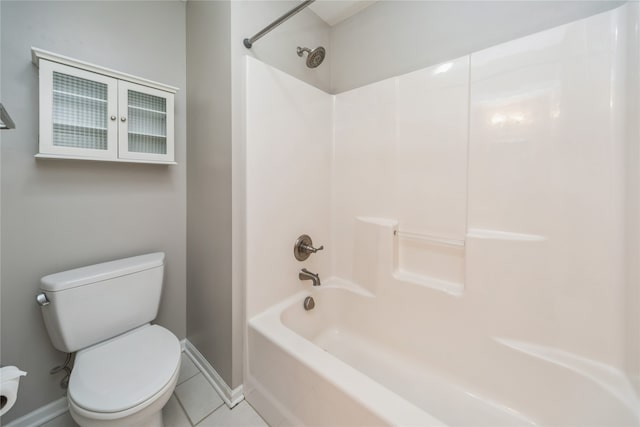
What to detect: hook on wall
<box><xmin>0</xmin><ymin>103</ymin><xmax>16</xmax><ymax>130</ymax></box>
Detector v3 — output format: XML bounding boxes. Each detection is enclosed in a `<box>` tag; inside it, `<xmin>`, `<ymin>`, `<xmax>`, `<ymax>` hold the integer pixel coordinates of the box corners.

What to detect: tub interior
<box><xmin>275</xmin><ymin>283</ymin><xmax>638</xmax><ymax>426</ymax></box>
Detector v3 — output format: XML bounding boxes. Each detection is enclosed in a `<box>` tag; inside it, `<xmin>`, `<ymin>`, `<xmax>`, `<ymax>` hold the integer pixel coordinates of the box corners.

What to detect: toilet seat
<box><xmin>68</xmin><ymin>324</ymin><xmax>181</xmax><ymax>414</ymax></box>
<box><xmin>68</xmin><ymin>365</ymin><xmax>178</xmax><ymax>426</ymax></box>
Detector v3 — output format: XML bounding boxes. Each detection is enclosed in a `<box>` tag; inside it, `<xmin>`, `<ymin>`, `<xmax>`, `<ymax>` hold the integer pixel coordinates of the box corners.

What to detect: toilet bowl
<box><xmin>37</xmin><ymin>253</ymin><xmax>179</xmax><ymax>427</ymax></box>
<box><xmin>68</xmin><ymin>325</ymin><xmax>180</xmax><ymax>427</ymax></box>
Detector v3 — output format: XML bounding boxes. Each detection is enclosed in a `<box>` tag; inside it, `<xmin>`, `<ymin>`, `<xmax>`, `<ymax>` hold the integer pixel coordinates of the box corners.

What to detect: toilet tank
<box><xmin>38</xmin><ymin>253</ymin><xmax>165</xmax><ymax>353</ymax></box>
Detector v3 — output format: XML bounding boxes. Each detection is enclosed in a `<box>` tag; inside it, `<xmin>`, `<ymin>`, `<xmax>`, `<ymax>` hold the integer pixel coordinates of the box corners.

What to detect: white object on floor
<box><xmin>0</xmin><ymin>366</ymin><xmax>27</xmax><ymax>416</ymax></box>
<box><xmin>15</xmin><ymin>348</ymin><xmax>264</xmax><ymax>427</ymax></box>
<box><xmin>37</xmin><ymin>253</ymin><xmax>181</xmax><ymax>427</ymax></box>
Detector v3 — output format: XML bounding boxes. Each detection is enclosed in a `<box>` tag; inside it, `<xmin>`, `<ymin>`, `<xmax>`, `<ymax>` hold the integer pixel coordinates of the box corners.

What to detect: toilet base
<box><xmin>70</xmin><ymin>406</ymin><xmax>163</xmax><ymax>427</ymax></box>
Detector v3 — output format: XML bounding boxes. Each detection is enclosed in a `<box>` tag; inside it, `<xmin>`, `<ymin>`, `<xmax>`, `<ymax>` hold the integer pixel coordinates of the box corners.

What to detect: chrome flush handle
<box><xmin>36</xmin><ymin>293</ymin><xmax>50</xmax><ymax>307</ymax></box>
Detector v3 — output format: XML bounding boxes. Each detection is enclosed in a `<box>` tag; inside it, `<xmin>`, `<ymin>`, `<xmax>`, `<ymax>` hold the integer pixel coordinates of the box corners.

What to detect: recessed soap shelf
<box><xmin>393</xmin><ymin>229</ymin><xmax>465</xmax><ymax>247</ymax></box>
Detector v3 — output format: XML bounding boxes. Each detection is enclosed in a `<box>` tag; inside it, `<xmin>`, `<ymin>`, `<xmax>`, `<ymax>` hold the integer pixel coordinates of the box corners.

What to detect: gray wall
<box><xmin>0</xmin><ymin>1</ymin><xmax>186</xmax><ymax>422</ymax></box>
<box><xmin>186</xmin><ymin>0</ymin><xmax>235</xmax><ymax>388</ymax></box>
<box><xmin>329</xmin><ymin>1</ymin><xmax>625</xmax><ymax>93</ymax></box>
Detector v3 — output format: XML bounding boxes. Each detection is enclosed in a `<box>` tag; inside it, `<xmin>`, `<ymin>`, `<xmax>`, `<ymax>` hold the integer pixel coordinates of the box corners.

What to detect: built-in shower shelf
<box><xmin>466</xmin><ymin>229</ymin><xmax>547</xmax><ymax>242</ymax></box>
<box><xmin>393</xmin><ymin>269</ymin><xmax>463</xmax><ymax>296</ymax></box>
<box><xmin>394</xmin><ymin>229</ymin><xmax>465</xmax><ymax>247</ymax></box>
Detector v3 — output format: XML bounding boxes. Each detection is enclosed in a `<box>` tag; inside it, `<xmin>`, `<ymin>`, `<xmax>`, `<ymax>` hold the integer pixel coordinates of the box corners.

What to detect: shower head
<box><xmin>297</xmin><ymin>46</ymin><xmax>325</xmax><ymax>68</ymax></box>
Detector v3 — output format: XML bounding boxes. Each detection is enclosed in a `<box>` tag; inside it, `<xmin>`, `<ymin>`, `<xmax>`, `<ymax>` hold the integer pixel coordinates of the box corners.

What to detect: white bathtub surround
<box><xmin>625</xmin><ymin>0</ymin><xmax>640</xmax><ymax>396</ymax></box>
<box><xmin>494</xmin><ymin>338</ymin><xmax>640</xmax><ymax>415</ymax></box>
<box><xmin>333</xmin><ymin>55</ymin><xmax>469</xmax><ymax>292</ymax></box>
<box><xmin>244</xmin><ymin>4</ymin><xmax>639</xmax><ymax>427</ymax></box>
<box><xmin>244</xmin><ymin>56</ymin><xmax>332</xmax><ymax>320</ymax></box>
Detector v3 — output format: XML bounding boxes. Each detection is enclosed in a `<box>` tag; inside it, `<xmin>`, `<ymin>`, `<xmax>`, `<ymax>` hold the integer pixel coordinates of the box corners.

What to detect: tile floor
<box><xmin>40</xmin><ymin>353</ymin><xmax>268</xmax><ymax>427</ymax></box>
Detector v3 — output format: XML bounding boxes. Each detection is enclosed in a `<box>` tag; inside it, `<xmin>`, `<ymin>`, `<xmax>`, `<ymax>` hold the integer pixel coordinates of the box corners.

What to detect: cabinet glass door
<box><xmin>118</xmin><ymin>82</ymin><xmax>174</xmax><ymax>162</ymax></box>
<box><xmin>39</xmin><ymin>61</ymin><xmax>118</xmax><ymax>159</ymax></box>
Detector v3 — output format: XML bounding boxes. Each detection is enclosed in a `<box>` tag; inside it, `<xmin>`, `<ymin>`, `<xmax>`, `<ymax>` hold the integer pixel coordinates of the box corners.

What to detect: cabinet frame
<box><xmin>117</xmin><ymin>81</ymin><xmax>175</xmax><ymax>162</ymax></box>
<box><xmin>39</xmin><ymin>60</ymin><xmax>119</xmax><ymax>160</ymax></box>
<box><xmin>32</xmin><ymin>47</ymin><xmax>178</xmax><ymax>165</ymax></box>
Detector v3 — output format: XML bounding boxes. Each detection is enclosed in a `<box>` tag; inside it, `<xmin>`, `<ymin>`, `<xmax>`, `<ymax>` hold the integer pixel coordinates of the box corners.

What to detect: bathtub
<box><xmin>245</xmin><ymin>279</ymin><xmax>639</xmax><ymax>427</ymax></box>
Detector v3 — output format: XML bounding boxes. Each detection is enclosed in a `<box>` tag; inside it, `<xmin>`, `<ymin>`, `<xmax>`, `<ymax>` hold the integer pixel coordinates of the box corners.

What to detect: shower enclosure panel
<box><xmin>332</xmin><ymin>57</ymin><xmax>470</xmax><ymax>293</ymax></box>
<box><xmin>244</xmin><ymin>4</ymin><xmax>639</xmax><ymax>425</ymax></box>
<box><xmin>244</xmin><ymin>57</ymin><xmax>332</xmax><ymax>320</ymax></box>
<box><xmin>394</xmin><ymin>56</ymin><xmax>469</xmax><ymax>290</ymax></box>
<box><xmin>467</xmin><ymin>8</ymin><xmax>628</xmax><ymax>369</ymax></box>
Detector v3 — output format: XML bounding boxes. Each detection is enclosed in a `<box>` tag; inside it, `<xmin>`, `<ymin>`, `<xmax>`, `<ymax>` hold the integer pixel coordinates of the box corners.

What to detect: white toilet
<box><xmin>37</xmin><ymin>253</ymin><xmax>181</xmax><ymax>427</ymax></box>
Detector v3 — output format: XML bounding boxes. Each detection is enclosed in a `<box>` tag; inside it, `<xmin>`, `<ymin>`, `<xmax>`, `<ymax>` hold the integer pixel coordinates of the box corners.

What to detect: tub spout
<box><xmin>299</xmin><ymin>268</ymin><xmax>321</xmax><ymax>286</ymax></box>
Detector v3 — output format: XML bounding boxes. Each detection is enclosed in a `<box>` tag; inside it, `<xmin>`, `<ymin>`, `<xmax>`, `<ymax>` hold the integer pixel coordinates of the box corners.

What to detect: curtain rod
<box><xmin>243</xmin><ymin>0</ymin><xmax>315</xmax><ymax>49</ymax></box>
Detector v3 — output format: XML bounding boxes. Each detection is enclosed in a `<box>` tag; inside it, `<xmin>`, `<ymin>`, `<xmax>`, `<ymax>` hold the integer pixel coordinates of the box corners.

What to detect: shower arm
<box><xmin>243</xmin><ymin>0</ymin><xmax>315</xmax><ymax>49</ymax></box>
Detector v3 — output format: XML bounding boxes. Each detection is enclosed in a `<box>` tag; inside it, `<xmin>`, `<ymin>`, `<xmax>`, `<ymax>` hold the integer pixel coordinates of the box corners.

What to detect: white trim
<box><xmin>4</xmin><ymin>397</ymin><xmax>68</xmax><ymax>427</ymax></box>
<box><xmin>180</xmin><ymin>338</ymin><xmax>187</xmax><ymax>352</ymax></box>
<box><xmin>32</xmin><ymin>48</ymin><xmax>178</xmax><ymax>94</ymax></box>
<box><xmin>35</xmin><ymin>153</ymin><xmax>177</xmax><ymax>165</ymax></box>
<box><xmin>184</xmin><ymin>340</ymin><xmax>244</xmax><ymax>409</ymax></box>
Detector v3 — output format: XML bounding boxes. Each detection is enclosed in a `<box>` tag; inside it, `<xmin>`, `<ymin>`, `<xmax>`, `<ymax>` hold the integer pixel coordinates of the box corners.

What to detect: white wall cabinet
<box><xmin>33</xmin><ymin>48</ymin><xmax>177</xmax><ymax>164</ymax></box>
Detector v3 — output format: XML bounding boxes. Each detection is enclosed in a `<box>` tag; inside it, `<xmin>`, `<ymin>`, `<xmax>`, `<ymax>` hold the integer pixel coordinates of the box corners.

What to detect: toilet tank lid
<box><xmin>40</xmin><ymin>253</ymin><xmax>165</xmax><ymax>292</ymax></box>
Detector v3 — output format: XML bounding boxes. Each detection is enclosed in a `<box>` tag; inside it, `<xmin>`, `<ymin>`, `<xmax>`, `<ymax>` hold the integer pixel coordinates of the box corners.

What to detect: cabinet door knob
<box><xmin>120</xmin><ymin>116</ymin><xmax>127</xmax><ymax>122</ymax></box>
<box><xmin>110</xmin><ymin>116</ymin><xmax>116</xmax><ymax>121</ymax></box>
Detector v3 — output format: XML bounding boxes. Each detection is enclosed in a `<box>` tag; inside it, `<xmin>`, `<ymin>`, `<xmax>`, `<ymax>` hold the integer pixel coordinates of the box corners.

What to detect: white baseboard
<box><xmin>184</xmin><ymin>340</ymin><xmax>244</xmax><ymax>408</ymax></box>
<box><xmin>3</xmin><ymin>397</ymin><xmax>67</xmax><ymax>427</ymax></box>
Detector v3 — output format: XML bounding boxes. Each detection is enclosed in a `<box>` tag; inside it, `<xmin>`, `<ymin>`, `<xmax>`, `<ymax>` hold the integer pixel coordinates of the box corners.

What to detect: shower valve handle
<box><xmin>294</xmin><ymin>234</ymin><xmax>324</xmax><ymax>261</ymax></box>
<box><xmin>301</xmin><ymin>243</ymin><xmax>324</xmax><ymax>254</ymax></box>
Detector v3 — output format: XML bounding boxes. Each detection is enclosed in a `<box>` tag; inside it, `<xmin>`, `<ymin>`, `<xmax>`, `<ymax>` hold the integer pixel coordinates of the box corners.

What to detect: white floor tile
<box><xmin>198</xmin><ymin>401</ymin><xmax>268</xmax><ymax>427</ymax></box>
<box><xmin>39</xmin><ymin>411</ymin><xmax>79</xmax><ymax>427</ymax></box>
<box><xmin>163</xmin><ymin>394</ymin><xmax>192</xmax><ymax>427</ymax></box>
<box><xmin>178</xmin><ymin>352</ymin><xmax>200</xmax><ymax>385</ymax></box>
<box><xmin>175</xmin><ymin>373</ymin><xmax>224</xmax><ymax>425</ymax></box>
